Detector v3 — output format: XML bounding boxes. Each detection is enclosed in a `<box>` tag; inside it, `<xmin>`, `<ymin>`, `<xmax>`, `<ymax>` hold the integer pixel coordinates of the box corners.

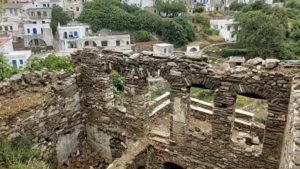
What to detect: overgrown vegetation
<box><xmin>78</xmin><ymin>0</ymin><xmax>195</xmax><ymax>47</ymax></box>
<box><xmin>0</xmin><ymin>54</ymin><xmax>18</xmax><ymax>81</ymax></box>
<box><xmin>0</xmin><ymin>136</ymin><xmax>49</xmax><ymax>169</ymax></box>
<box><xmin>26</xmin><ymin>54</ymin><xmax>74</xmax><ymax>72</ymax></box>
<box><xmin>229</xmin><ymin>0</ymin><xmax>300</xmax><ymax>59</ymax></box>
<box><xmin>135</xmin><ymin>30</ymin><xmax>151</xmax><ymax>42</ymax></box>
<box><xmin>0</xmin><ymin>54</ymin><xmax>74</xmax><ymax>81</ymax></box>
<box><xmin>50</xmin><ymin>6</ymin><xmax>71</xmax><ymax>34</ymax></box>
<box><xmin>155</xmin><ymin>0</ymin><xmax>186</xmax><ymax>17</ymax></box>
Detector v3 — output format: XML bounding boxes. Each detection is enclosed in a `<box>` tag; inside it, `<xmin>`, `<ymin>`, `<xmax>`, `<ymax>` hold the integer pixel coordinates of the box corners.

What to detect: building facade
<box><xmin>210</xmin><ymin>19</ymin><xmax>237</xmax><ymax>42</ymax></box>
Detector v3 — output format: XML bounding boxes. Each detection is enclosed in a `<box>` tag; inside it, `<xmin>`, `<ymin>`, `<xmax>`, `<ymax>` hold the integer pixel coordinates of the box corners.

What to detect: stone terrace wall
<box><xmin>72</xmin><ymin>49</ymin><xmax>294</xmax><ymax>169</ymax></box>
<box><xmin>280</xmin><ymin>76</ymin><xmax>300</xmax><ymax>169</ymax></box>
<box><xmin>0</xmin><ymin>71</ymin><xmax>84</xmax><ymax>166</ymax></box>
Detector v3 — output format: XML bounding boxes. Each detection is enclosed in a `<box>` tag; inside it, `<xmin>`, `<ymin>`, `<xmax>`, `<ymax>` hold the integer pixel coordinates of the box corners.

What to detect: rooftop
<box><xmin>0</xmin><ymin>38</ymin><xmax>11</xmax><ymax>46</ymax></box>
<box><xmin>4</xmin><ymin>3</ymin><xmax>25</xmax><ymax>9</ymax></box>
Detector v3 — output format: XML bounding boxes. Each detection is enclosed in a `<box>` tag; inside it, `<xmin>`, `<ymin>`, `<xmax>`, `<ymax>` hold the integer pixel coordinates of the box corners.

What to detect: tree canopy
<box><xmin>78</xmin><ymin>0</ymin><xmax>195</xmax><ymax>47</ymax></box>
<box><xmin>50</xmin><ymin>6</ymin><xmax>71</xmax><ymax>34</ymax></box>
<box><xmin>235</xmin><ymin>10</ymin><xmax>287</xmax><ymax>59</ymax></box>
<box><xmin>156</xmin><ymin>0</ymin><xmax>187</xmax><ymax>17</ymax></box>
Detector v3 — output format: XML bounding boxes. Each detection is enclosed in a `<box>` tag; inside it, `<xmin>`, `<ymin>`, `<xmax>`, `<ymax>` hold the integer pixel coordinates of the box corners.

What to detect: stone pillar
<box><xmin>124</xmin><ymin>84</ymin><xmax>149</xmax><ymax>116</ymax></box>
<box><xmin>212</xmin><ymin>83</ymin><xmax>236</xmax><ymax>143</ymax></box>
<box><xmin>170</xmin><ymin>87</ymin><xmax>190</xmax><ymax>143</ymax></box>
<box><xmin>262</xmin><ymin>98</ymin><xmax>289</xmax><ymax>162</ymax></box>
<box><xmin>76</xmin><ymin>52</ymin><xmax>115</xmax><ymax>116</ymax></box>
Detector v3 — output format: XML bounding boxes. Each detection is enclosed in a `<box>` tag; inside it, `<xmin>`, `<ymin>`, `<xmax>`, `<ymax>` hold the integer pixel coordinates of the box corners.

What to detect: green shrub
<box><xmin>219</xmin><ymin>48</ymin><xmax>248</xmax><ymax>57</ymax></box>
<box><xmin>194</xmin><ymin>6</ymin><xmax>204</xmax><ymax>13</ymax></box>
<box><xmin>136</xmin><ymin>30</ymin><xmax>151</xmax><ymax>42</ymax></box>
<box><xmin>26</xmin><ymin>54</ymin><xmax>74</xmax><ymax>72</ymax></box>
<box><xmin>112</xmin><ymin>70</ymin><xmax>124</xmax><ymax>93</ymax></box>
<box><xmin>0</xmin><ymin>54</ymin><xmax>18</xmax><ymax>81</ymax></box>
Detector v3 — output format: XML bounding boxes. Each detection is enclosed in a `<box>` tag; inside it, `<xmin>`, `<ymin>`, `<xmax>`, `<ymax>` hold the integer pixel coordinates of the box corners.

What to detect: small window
<box><xmin>33</xmin><ymin>28</ymin><xmax>37</xmax><ymax>34</ymax></box>
<box><xmin>31</xmin><ymin>12</ymin><xmax>35</xmax><ymax>16</ymax></box>
<box><xmin>64</xmin><ymin>32</ymin><xmax>67</xmax><ymax>39</ymax></box>
<box><xmin>126</xmin><ymin>41</ymin><xmax>129</xmax><ymax>45</ymax></box>
<box><xmin>43</xmin><ymin>11</ymin><xmax>47</xmax><ymax>17</ymax></box>
<box><xmin>70</xmin><ymin>7</ymin><xmax>73</xmax><ymax>9</ymax></box>
<box><xmin>42</xmin><ymin>21</ymin><xmax>45</xmax><ymax>24</ymax></box>
<box><xmin>84</xmin><ymin>41</ymin><xmax>89</xmax><ymax>46</ymax></box>
<box><xmin>76</xmin><ymin>7</ymin><xmax>79</xmax><ymax>11</ymax></box>
<box><xmin>10</xmin><ymin>26</ymin><xmax>13</xmax><ymax>30</ymax></box>
<box><xmin>19</xmin><ymin>59</ymin><xmax>23</xmax><ymax>64</ymax></box>
<box><xmin>101</xmin><ymin>41</ymin><xmax>108</xmax><ymax>46</ymax></box>
<box><xmin>43</xmin><ymin>4</ymin><xmax>46</xmax><ymax>7</ymax></box>
<box><xmin>33</xmin><ymin>21</ymin><xmax>37</xmax><ymax>24</ymax></box>
<box><xmin>41</xmin><ymin>28</ymin><xmax>43</xmax><ymax>34</ymax></box>
<box><xmin>12</xmin><ymin>60</ymin><xmax>17</xmax><ymax>67</ymax></box>
<box><xmin>227</xmin><ymin>26</ymin><xmax>230</xmax><ymax>31</ymax></box>
<box><xmin>116</xmin><ymin>40</ymin><xmax>120</xmax><ymax>46</ymax></box>
<box><xmin>27</xmin><ymin>28</ymin><xmax>30</xmax><ymax>34</ymax></box>
<box><xmin>164</xmin><ymin>48</ymin><xmax>167</xmax><ymax>54</ymax></box>
<box><xmin>74</xmin><ymin>31</ymin><xmax>78</xmax><ymax>37</ymax></box>
<box><xmin>0</xmin><ymin>27</ymin><xmax>2</xmax><ymax>31</ymax></box>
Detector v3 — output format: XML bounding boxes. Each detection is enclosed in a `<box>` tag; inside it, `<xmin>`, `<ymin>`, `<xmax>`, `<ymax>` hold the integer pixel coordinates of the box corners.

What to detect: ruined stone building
<box><xmin>0</xmin><ymin>49</ymin><xmax>300</xmax><ymax>169</ymax></box>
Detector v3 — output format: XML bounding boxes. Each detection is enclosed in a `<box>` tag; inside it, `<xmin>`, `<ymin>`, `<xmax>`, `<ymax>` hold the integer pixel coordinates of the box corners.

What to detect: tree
<box><xmin>0</xmin><ymin>54</ymin><xmax>18</xmax><ymax>81</ymax></box>
<box><xmin>235</xmin><ymin>11</ymin><xmax>287</xmax><ymax>59</ymax></box>
<box><xmin>156</xmin><ymin>0</ymin><xmax>186</xmax><ymax>17</ymax></box>
<box><xmin>136</xmin><ymin>30</ymin><xmax>151</xmax><ymax>42</ymax></box>
<box><xmin>50</xmin><ymin>6</ymin><xmax>71</xmax><ymax>34</ymax></box>
<box><xmin>161</xmin><ymin>20</ymin><xmax>188</xmax><ymax>47</ymax></box>
<box><xmin>173</xmin><ymin>17</ymin><xmax>196</xmax><ymax>41</ymax></box>
<box><xmin>78</xmin><ymin>0</ymin><xmax>196</xmax><ymax>47</ymax></box>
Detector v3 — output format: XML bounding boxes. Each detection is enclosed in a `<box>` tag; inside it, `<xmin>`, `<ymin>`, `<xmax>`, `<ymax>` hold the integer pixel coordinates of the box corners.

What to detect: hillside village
<box><xmin>0</xmin><ymin>0</ymin><xmax>300</xmax><ymax>169</ymax></box>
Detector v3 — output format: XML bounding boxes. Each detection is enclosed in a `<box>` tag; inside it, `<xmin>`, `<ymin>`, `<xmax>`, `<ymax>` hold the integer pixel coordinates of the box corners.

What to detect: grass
<box><xmin>235</xmin><ymin>95</ymin><xmax>256</xmax><ymax>109</ymax></box>
<box><xmin>150</xmin><ymin>88</ymin><xmax>167</xmax><ymax>101</ymax></box>
<box><xmin>0</xmin><ymin>92</ymin><xmax>50</xmax><ymax>118</ymax></box>
<box><xmin>191</xmin><ymin>87</ymin><xmax>214</xmax><ymax>103</ymax></box>
<box><xmin>0</xmin><ymin>136</ymin><xmax>49</xmax><ymax>169</ymax></box>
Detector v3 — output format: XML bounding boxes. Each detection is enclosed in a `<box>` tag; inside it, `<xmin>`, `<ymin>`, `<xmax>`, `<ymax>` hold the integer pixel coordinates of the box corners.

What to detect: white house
<box><xmin>57</xmin><ymin>23</ymin><xmax>90</xmax><ymax>53</ymax></box>
<box><xmin>77</xmin><ymin>34</ymin><xmax>132</xmax><ymax>52</ymax></box>
<box><xmin>210</xmin><ymin>19</ymin><xmax>238</xmax><ymax>42</ymax></box>
<box><xmin>153</xmin><ymin>43</ymin><xmax>174</xmax><ymax>57</ymax></box>
<box><xmin>0</xmin><ymin>37</ymin><xmax>31</xmax><ymax>68</ymax></box>
<box><xmin>23</xmin><ymin>22</ymin><xmax>53</xmax><ymax>48</ymax></box>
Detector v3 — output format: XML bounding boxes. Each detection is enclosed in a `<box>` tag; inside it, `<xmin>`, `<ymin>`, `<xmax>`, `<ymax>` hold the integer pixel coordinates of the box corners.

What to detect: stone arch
<box><xmin>163</xmin><ymin>162</ymin><xmax>184</xmax><ymax>169</ymax></box>
<box><xmin>189</xmin><ymin>47</ymin><xmax>198</xmax><ymax>53</ymax></box>
<box><xmin>28</xmin><ymin>38</ymin><xmax>47</xmax><ymax>47</ymax></box>
<box><xmin>83</xmin><ymin>40</ymin><xmax>97</xmax><ymax>47</ymax></box>
<box><xmin>233</xmin><ymin>84</ymin><xmax>273</xmax><ymax>100</ymax></box>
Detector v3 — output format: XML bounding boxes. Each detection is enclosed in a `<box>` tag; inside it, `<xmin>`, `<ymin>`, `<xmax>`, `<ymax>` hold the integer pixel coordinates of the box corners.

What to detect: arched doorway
<box><xmin>28</xmin><ymin>39</ymin><xmax>47</xmax><ymax>47</ymax></box>
<box><xmin>163</xmin><ymin>162</ymin><xmax>183</xmax><ymax>169</ymax></box>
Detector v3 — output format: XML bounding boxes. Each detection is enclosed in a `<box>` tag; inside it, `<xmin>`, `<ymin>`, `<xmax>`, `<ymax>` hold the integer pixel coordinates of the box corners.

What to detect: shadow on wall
<box><xmin>163</xmin><ymin>162</ymin><xmax>184</xmax><ymax>169</ymax></box>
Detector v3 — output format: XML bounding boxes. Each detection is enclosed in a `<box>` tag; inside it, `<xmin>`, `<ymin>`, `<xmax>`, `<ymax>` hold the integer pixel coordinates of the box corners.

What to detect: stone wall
<box><xmin>0</xmin><ymin>71</ymin><xmax>84</xmax><ymax>166</ymax></box>
<box><xmin>280</xmin><ymin>76</ymin><xmax>300</xmax><ymax>169</ymax></box>
<box><xmin>72</xmin><ymin>49</ymin><xmax>296</xmax><ymax>169</ymax></box>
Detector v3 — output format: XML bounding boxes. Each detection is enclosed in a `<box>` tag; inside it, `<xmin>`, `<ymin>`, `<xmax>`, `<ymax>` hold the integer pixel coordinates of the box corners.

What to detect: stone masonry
<box><xmin>0</xmin><ymin>49</ymin><xmax>300</xmax><ymax>169</ymax></box>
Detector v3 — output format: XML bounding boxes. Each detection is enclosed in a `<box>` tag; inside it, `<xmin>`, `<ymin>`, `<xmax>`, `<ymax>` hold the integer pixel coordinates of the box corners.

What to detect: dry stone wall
<box><xmin>0</xmin><ymin>71</ymin><xmax>84</xmax><ymax>166</ymax></box>
<box><xmin>72</xmin><ymin>49</ymin><xmax>295</xmax><ymax>169</ymax></box>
